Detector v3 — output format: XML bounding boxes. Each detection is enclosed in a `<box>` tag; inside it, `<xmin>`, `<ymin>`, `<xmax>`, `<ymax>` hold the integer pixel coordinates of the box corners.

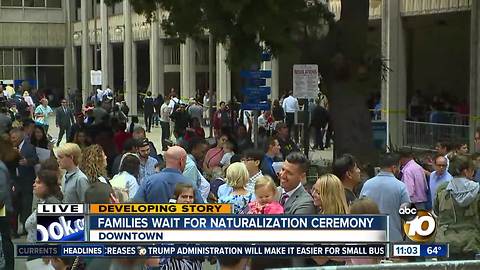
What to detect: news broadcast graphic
<box><xmin>30</xmin><ymin>203</ymin><xmax>389</xmax><ymax>258</ymax></box>
<box><xmin>36</xmin><ymin>204</ymin><xmax>85</xmax><ymax>242</ymax></box>
<box><xmin>16</xmin><ymin>243</ymin><xmax>388</xmax><ymax>257</ymax></box>
<box><xmin>87</xmin><ymin>214</ymin><xmax>388</xmax><ymax>242</ymax></box>
<box><xmin>392</xmin><ymin>244</ymin><xmax>449</xmax><ymax>257</ymax></box>
<box><xmin>399</xmin><ymin>204</ymin><xmax>436</xmax><ymax>242</ymax></box>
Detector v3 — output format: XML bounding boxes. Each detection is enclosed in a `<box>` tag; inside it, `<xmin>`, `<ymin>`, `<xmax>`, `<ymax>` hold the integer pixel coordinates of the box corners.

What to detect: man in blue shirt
<box><xmin>183</xmin><ymin>137</ymin><xmax>209</xmax><ymax>202</ymax></box>
<box><xmin>261</xmin><ymin>137</ymin><xmax>282</xmax><ymax>184</ymax></box>
<box><xmin>137</xmin><ymin>138</ymin><xmax>158</xmax><ymax>184</ymax></box>
<box><xmin>429</xmin><ymin>155</ymin><xmax>452</xmax><ymax>204</ymax></box>
<box><xmin>360</xmin><ymin>153</ymin><xmax>410</xmax><ymax>242</ymax></box>
<box><xmin>134</xmin><ymin>146</ymin><xmax>202</xmax><ymax>203</ymax></box>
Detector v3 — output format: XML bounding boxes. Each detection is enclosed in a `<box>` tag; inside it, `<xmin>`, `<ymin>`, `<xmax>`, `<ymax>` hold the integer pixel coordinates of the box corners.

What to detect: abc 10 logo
<box><xmin>399</xmin><ymin>203</ymin><xmax>436</xmax><ymax>242</ymax></box>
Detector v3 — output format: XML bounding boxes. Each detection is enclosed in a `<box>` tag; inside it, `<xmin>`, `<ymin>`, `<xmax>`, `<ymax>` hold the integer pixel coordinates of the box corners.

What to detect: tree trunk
<box><xmin>328</xmin><ymin>80</ymin><xmax>376</xmax><ymax>163</ymax></box>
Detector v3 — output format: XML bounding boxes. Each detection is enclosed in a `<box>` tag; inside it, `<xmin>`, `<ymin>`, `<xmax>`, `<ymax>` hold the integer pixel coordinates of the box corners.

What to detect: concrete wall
<box><xmin>0</xmin><ymin>22</ymin><xmax>65</xmax><ymax>47</ymax></box>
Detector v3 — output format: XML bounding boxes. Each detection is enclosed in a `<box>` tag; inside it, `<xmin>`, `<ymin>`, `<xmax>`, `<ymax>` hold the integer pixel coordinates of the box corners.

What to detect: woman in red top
<box><xmin>113</xmin><ymin>122</ymin><xmax>132</xmax><ymax>153</ymax></box>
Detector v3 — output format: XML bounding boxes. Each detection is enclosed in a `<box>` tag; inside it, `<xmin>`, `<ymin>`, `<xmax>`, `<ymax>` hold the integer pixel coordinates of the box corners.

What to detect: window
<box><xmin>38</xmin><ymin>66</ymin><xmax>64</xmax><ymax>90</ymax></box>
<box><xmin>3</xmin><ymin>50</ymin><xmax>13</xmax><ymax>65</ymax></box>
<box><xmin>1</xmin><ymin>0</ymin><xmax>22</xmax><ymax>6</ymax></box>
<box><xmin>3</xmin><ymin>66</ymin><xmax>13</xmax><ymax>79</ymax></box>
<box><xmin>46</xmin><ymin>0</ymin><xmax>61</xmax><ymax>8</ymax></box>
<box><xmin>21</xmin><ymin>66</ymin><xmax>36</xmax><ymax>80</ymax></box>
<box><xmin>16</xmin><ymin>48</ymin><xmax>36</xmax><ymax>65</ymax></box>
<box><xmin>24</xmin><ymin>0</ymin><xmax>45</xmax><ymax>7</ymax></box>
<box><xmin>38</xmin><ymin>48</ymin><xmax>63</xmax><ymax>65</ymax></box>
<box><xmin>113</xmin><ymin>2</ymin><xmax>123</xmax><ymax>15</ymax></box>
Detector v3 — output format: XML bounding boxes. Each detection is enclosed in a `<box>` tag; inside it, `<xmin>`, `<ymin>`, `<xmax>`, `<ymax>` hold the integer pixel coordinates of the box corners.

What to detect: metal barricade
<box><xmin>272</xmin><ymin>260</ymin><xmax>480</xmax><ymax>270</ymax></box>
<box><xmin>403</xmin><ymin>120</ymin><xmax>470</xmax><ymax>150</ymax></box>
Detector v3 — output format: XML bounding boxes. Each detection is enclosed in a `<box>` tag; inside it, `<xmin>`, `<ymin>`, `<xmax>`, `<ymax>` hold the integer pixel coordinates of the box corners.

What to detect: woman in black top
<box><xmin>271</xmin><ymin>99</ymin><xmax>284</xmax><ymax>122</ymax></box>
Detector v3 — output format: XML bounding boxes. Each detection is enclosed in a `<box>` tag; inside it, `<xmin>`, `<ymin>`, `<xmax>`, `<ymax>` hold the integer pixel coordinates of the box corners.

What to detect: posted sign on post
<box><xmin>293</xmin><ymin>64</ymin><xmax>318</xmax><ymax>99</ymax></box>
<box><xmin>90</xmin><ymin>70</ymin><xmax>102</xmax><ymax>86</ymax></box>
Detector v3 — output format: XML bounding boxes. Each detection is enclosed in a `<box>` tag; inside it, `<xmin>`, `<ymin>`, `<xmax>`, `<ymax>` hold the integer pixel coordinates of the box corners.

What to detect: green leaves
<box><xmin>105</xmin><ymin>0</ymin><xmax>333</xmax><ymax>68</ymax></box>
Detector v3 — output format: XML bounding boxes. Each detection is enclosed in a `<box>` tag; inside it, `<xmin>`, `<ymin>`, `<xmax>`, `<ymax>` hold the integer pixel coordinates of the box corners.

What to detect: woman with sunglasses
<box><xmin>110</xmin><ymin>153</ymin><xmax>140</xmax><ymax>200</ymax></box>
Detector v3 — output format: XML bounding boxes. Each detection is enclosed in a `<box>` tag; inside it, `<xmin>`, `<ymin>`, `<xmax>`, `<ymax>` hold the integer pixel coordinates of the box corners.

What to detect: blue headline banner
<box><xmin>89</xmin><ymin>215</ymin><xmax>387</xmax><ymax>230</ymax></box>
<box><xmin>16</xmin><ymin>243</ymin><xmax>387</xmax><ymax>257</ymax></box>
<box><xmin>420</xmin><ymin>244</ymin><xmax>449</xmax><ymax>257</ymax></box>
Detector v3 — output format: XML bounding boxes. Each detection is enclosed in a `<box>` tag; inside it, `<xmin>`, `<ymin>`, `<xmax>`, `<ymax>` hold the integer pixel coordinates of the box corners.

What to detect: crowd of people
<box><xmin>0</xmin><ymin>83</ymin><xmax>479</xmax><ymax>269</ymax></box>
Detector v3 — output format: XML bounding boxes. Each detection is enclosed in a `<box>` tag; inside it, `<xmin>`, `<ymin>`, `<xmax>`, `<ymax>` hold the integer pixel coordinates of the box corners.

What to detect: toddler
<box><xmin>247</xmin><ymin>176</ymin><xmax>284</xmax><ymax>214</ymax></box>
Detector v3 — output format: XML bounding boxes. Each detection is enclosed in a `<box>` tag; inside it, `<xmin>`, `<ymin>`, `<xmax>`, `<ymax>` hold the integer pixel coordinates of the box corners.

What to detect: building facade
<box><xmin>330</xmin><ymin>0</ymin><xmax>477</xmax><ymax>150</ymax></box>
<box><xmin>2</xmin><ymin>0</ymin><xmax>478</xmax><ymax>148</ymax></box>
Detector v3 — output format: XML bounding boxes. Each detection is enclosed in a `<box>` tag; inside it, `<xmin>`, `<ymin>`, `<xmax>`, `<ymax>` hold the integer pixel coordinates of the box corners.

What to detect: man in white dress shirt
<box><xmin>282</xmin><ymin>91</ymin><xmax>299</xmax><ymax>140</ymax></box>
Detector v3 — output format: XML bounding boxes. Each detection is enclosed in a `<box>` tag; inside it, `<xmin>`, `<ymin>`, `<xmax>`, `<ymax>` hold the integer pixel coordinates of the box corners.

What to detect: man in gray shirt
<box><xmin>187</xmin><ymin>99</ymin><xmax>204</xmax><ymax>124</ymax></box>
<box><xmin>360</xmin><ymin>153</ymin><xmax>410</xmax><ymax>242</ymax></box>
<box><xmin>55</xmin><ymin>143</ymin><xmax>89</xmax><ymax>203</ymax></box>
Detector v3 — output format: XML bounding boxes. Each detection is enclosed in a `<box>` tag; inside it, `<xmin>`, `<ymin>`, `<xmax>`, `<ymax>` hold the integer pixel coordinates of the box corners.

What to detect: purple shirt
<box><xmin>401</xmin><ymin>159</ymin><xmax>428</xmax><ymax>203</ymax></box>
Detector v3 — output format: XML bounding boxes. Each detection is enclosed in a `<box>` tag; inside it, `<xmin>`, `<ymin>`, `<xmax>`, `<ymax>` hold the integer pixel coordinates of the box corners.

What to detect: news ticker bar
<box><xmin>392</xmin><ymin>244</ymin><xmax>449</xmax><ymax>257</ymax></box>
<box><xmin>17</xmin><ymin>243</ymin><xmax>449</xmax><ymax>258</ymax></box>
<box><xmin>16</xmin><ymin>243</ymin><xmax>388</xmax><ymax>257</ymax></box>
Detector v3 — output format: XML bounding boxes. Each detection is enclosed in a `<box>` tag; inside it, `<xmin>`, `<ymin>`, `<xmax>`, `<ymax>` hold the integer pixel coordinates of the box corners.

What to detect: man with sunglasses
<box><xmin>429</xmin><ymin>155</ymin><xmax>452</xmax><ymax>205</ymax></box>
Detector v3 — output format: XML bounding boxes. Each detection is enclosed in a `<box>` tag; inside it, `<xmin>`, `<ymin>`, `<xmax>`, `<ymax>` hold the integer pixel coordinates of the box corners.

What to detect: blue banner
<box><xmin>420</xmin><ymin>244</ymin><xmax>449</xmax><ymax>257</ymax></box>
<box><xmin>16</xmin><ymin>243</ymin><xmax>387</xmax><ymax>257</ymax></box>
<box><xmin>89</xmin><ymin>215</ymin><xmax>387</xmax><ymax>230</ymax></box>
<box><xmin>242</xmin><ymin>87</ymin><xmax>271</xmax><ymax>96</ymax></box>
<box><xmin>247</xmin><ymin>78</ymin><xmax>266</xmax><ymax>87</ymax></box>
<box><xmin>240</xmin><ymin>70</ymin><xmax>272</xmax><ymax>79</ymax></box>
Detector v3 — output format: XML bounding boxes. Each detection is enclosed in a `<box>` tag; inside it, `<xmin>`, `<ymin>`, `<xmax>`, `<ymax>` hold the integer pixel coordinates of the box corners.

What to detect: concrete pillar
<box><xmin>180</xmin><ymin>38</ymin><xmax>196</xmax><ymax>100</ymax></box>
<box><xmin>64</xmin><ymin>0</ymin><xmax>73</xmax><ymax>98</ymax></box>
<box><xmin>216</xmin><ymin>43</ymin><xmax>231</xmax><ymax>104</ymax></box>
<box><xmin>100</xmin><ymin>0</ymin><xmax>109</xmax><ymax>90</ymax></box>
<box><xmin>123</xmin><ymin>0</ymin><xmax>136</xmax><ymax>114</ymax></box>
<box><xmin>150</xmin><ymin>17</ymin><xmax>159</xmax><ymax>96</ymax></box>
<box><xmin>132</xmin><ymin>41</ymin><xmax>138</xmax><ymax>115</ymax></box>
<box><xmin>71</xmin><ymin>46</ymin><xmax>78</xmax><ymax>91</ymax></box>
<box><xmin>470</xmin><ymin>1</ymin><xmax>480</xmax><ymax>151</ymax></box>
<box><xmin>158</xmin><ymin>38</ymin><xmax>165</xmax><ymax>97</ymax></box>
<box><xmin>381</xmin><ymin>0</ymin><xmax>407</xmax><ymax>148</ymax></box>
<box><xmin>271</xmin><ymin>58</ymin><xmax>279</xmax><ymax>100</ymax></box>
<box><xmin>81</xmin><ymin>0</ymin><xmax>90</xmax><ymax>103</ymax></box>
<box><xmin>108</xmin><ymin>44</ymin><xmax>114</xmax><ymax>90</ymax></box>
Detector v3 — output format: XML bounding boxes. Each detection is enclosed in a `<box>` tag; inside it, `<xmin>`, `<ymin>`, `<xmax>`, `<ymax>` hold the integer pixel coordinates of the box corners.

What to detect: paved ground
<box><xmin>13</xmin><ymin>117</ymin><xmax>333</xmax><ymax>270</ymax></box>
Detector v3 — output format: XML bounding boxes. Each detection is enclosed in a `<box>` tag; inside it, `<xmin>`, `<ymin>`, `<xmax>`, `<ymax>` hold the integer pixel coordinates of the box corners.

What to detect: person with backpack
<box><xmin>434</xmin><ymin>154</ymin><xmax>480</xmax><ymax>259</ymax></box>
<box><xmin>110</xmin><ymin>153</ymin><xmax>140</xmax><ymax>200</ymax></box>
